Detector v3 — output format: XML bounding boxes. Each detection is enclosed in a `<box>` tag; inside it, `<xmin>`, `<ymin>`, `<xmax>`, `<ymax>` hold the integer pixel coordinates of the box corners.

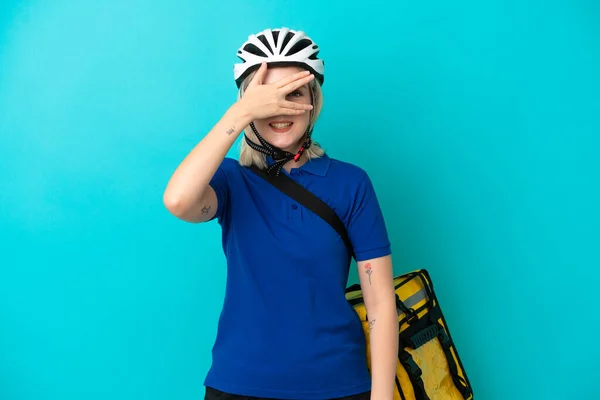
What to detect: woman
<box><xmin>163</xmin><ymin>27</ymin><xmax>399</xmax><ymax>400</ymax></box>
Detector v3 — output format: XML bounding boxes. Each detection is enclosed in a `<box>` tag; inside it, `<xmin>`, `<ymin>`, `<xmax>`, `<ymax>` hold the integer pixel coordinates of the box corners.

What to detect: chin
<box><xmin>267</xmin><ymin>137</ymin><xmax>301</xmax><ymax>151</ymax></box>
<box><xmin>259</xmin><ymin>127</ymin><xmax>306</xmax><ymax>152</ymax></box>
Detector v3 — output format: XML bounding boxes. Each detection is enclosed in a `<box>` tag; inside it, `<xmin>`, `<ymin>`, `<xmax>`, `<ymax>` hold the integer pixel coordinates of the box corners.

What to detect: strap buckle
<box><xmin>399</xmin><ymin>350</ymin><xmax>423</xmax><ymax>380</ymax></box>
<box><xmin>396</xmin><ymin>295</ymin><xmax>418</xmax><ymax>325</ymax></box>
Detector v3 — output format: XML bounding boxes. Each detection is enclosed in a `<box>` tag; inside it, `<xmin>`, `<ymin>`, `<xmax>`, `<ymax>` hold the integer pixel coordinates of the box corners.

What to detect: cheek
<box><xmin>299</xmin><ymin>110</ymin><xmax>312</xmax><ymax>126</ymax></box>
<box><xmin>301</xmin><ymin>113</ymin><xmax>311</xmax><ymax>127</ymax></box>
<box><xmin>253</xmin><ymin>119</ymin><xmax>270</xmax><ymax>131</ymax></box>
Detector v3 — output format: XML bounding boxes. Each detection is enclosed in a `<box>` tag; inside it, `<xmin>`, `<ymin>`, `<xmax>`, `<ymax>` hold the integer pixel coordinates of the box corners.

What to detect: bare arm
<box><xmin>357</xmin><ymin>255</ymin><xmax>398</xmax><ymax>400</ymax></box>
<box><xmin>163</xmin><ymin>103</ymin><xmax>251</xmax><ymax>222</ymax></box>
<box><xmin>163</xmin><ymin>62</ymin><xmax>315</xmax><ymax>223</ymax></box>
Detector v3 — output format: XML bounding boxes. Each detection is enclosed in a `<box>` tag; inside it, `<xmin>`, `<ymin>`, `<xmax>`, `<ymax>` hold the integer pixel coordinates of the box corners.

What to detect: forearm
<box><xmin>163</xmin><ymin>102</ymin><xmax>251</xmax><ymax>210</ymax></box>
<box><xmin>368</xmin><ymin>300</ymin><xmax>399</xmax><ymax>400</ymax></box>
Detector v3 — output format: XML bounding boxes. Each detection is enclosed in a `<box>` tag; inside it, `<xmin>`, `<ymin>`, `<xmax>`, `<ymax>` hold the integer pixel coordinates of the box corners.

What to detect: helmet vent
<box><xmin>308</xmin><ymin>51</ymin><xmax>320</xmax><ymax>60</ymax></box>
<box><xmin>281</xmin><ymin>31</ymin><xmax>294</xmax><ymax>52</ymax></box>
<box><xmin>243</xmin><ymin>43</ymin><xmax>267</xmax><ymax>57</ymax></box>
<box><xmin>286</xmin><ymin>39</ymin><xmax>312</xmax><ymax>56</ymax></box>
<box><xmin>257</xmin><ymin>34</ymin><xmax>273</xmax><ymax>54</ymax></box>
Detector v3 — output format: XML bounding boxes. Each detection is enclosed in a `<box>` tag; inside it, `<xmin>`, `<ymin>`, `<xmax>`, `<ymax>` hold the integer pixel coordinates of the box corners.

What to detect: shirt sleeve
<box><xmin>346</xmin><ymin>172</ymin><xmax>392</xmax><ymax>262</ymax></box>
<box><xmin>208</xmin><ymin>158</ymin><xmax>232</xmax><ymax>225</ymax></box>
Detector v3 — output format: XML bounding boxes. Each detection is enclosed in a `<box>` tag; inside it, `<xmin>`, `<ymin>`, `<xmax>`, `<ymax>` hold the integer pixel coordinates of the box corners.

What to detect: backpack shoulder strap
<box><xmin>249</xmin><ymin>165</ymin><xmax>354</xmax><ymax>259</ymax></box>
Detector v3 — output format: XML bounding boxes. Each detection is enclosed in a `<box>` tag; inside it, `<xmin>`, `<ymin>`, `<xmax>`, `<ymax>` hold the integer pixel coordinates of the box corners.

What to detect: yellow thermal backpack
<box><xmin>345</xmin><ymin>269</ymin><xmax>474</xmax><ymax>400</ymax></box>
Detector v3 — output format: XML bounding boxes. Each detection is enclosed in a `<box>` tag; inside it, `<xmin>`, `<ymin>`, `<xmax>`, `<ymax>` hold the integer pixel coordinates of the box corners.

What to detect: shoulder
<box><xmin>321</xmin><ymin>155</ymin><xmax>381</xmax><ymax>217</ymax></box>
<box><xmin>220</xmin><ymin>157</ymin><xmax>242</xmax><ymax>171</ymax></box>
<box><xmin>214</xmin><ymin>157</ymin><xmax>246</xmax><ymax>179</ymax></box>
<box><xmin>326</xmin><ymin>156</ymin><xmax>372</xmax><ymax>187</ymax></box>
<box><xmin>211</xmin><ymin>158</ymin><xmax>245</xmax><ymax>189</ymax></box>
<box><xmin>321</xmin><ymin>156</ymin><xmax>390</xmax><ymax>256</ymax></box>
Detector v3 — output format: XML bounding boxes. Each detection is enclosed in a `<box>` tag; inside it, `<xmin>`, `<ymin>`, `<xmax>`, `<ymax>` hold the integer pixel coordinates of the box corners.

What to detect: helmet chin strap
<box><xmin>244</xmin><ymin>123</ymin><xmax>313</xmax><ymax>176</ymax></box>
<box><xmin>245</xmin><ymin>85</ymin><xmax>316</xmax><ymax>176</ymax></box>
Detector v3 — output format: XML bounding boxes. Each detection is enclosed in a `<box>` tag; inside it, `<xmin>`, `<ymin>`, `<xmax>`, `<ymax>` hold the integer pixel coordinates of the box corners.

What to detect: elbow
<box><xmin>163</xmin><ymin>192</ymin><xmax>186</xmax><ymax>217</ymax></box>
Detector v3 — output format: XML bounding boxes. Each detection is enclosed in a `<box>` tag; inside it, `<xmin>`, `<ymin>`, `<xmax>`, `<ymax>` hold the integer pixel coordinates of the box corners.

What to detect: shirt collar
<box><xmin>265</xmin><ymin>153</ymin><xmax>331</xmax><ymax>177</ymax></box>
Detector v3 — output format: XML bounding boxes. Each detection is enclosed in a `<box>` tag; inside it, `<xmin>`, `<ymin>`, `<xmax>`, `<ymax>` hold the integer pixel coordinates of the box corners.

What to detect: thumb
<box><xmin>248</xmin><ymin>61</ymin><xmax>267</xmax><ymax>88</ymax></box>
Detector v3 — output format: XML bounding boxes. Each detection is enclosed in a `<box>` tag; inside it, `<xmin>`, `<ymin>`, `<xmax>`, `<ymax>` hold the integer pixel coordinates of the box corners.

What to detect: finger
<box><xmin>280</xmin><ymin>74</ymin><xmax>315</xmax><ymax>94</ymax></box>
<box><xmin>279</xmin><ymin>108</ymin><xmax>307</xmax><ymax>116</ymax></box>
<box><xmin>275</xmin><ymin>70</ymin><xmax>312</xmax><ymax>89</ymax></box>
<box><xmin>280</xmin><ymin>101</ymin><xmax>314</xmax><ymax>111</ymax></box>
<box><xmin>248</xmin><ymin>62</ymin><xmax>268</xmax><ymax>88</ymax></box>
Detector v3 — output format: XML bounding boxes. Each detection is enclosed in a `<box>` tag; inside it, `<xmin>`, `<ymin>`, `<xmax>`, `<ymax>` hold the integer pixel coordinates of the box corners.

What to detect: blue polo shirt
<box><xmin>204</xmin><ymin>153</ymin><xmax>391</xmax><ymax>400</ymax></box>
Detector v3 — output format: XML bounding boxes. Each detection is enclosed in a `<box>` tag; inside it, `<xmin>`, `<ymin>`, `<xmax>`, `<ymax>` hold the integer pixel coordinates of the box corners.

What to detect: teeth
<box><xmin>271</xmin><ymin>122</ymin><xmax>292</xmax><ymax>128</ymax></box>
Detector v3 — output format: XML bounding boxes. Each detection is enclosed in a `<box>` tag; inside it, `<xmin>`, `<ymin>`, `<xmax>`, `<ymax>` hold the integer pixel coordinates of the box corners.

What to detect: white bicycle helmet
<box><xmin>234</xmin><ymin>27</ymin><xmax>325</xmax><ymax>88</ymax></box>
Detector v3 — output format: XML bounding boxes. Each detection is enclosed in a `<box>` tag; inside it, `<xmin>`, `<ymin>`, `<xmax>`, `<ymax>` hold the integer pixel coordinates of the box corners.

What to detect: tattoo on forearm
<box><xmin>369</xmin><ymin>319</ymin><xmax>376</xmax><ymax>332</ymax></box>
<box><xmin>364</xmin><ymin>263</ymin><xmax>373</xmax><ymax>285</ymax></box>
<box><xmin>225</xmin><ymin>126</ymin><xmax>235</xmax><ymax>136</ymax></box>
<box><xmin>201</xmin><ymin>205</ymin><xmax>211</xmax><ymax>215</ymax></box>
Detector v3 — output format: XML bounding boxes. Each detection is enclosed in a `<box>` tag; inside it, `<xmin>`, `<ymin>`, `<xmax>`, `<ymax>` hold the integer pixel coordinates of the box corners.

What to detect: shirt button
<box><xmin>292</xmin><ymin>204</ymin><xmax>299</xmax><ymax>210</ymax></box>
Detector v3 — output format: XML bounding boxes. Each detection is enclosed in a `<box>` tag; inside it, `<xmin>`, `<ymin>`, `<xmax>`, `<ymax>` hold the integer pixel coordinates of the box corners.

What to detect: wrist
<box><xmin>229</xmin><ymin>101</ymin><xmax>253</xmax><ymax>128</ymax></box>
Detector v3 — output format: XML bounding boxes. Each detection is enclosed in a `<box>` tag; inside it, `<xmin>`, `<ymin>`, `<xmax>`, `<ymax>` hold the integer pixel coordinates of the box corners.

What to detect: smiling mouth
<box><xmin>269</xmin><ymin>122</ymin><xmax>293</xmax><ymax>132</ymax></box>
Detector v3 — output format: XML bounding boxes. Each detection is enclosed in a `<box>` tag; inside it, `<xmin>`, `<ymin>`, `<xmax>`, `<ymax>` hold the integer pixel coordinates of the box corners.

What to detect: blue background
<box><xmin>1</xmin><ymin>1</ymin><xmax>599</xmax><ymax>399</ymax></box>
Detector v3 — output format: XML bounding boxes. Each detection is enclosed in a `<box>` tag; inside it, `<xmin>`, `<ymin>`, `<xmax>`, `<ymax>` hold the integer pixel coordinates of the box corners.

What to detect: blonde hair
<box><xmin>237</xmin><ymin>68</ymin><xmax>325</xmax><ymax>169</ymax></box>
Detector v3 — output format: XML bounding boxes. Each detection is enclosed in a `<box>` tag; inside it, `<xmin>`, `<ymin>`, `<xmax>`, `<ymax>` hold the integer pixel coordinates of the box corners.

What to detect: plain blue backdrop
<box><xmin>1</xmin><ymin>1</ymin><xmax>599</xmax><ymax>399</ymax></box>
